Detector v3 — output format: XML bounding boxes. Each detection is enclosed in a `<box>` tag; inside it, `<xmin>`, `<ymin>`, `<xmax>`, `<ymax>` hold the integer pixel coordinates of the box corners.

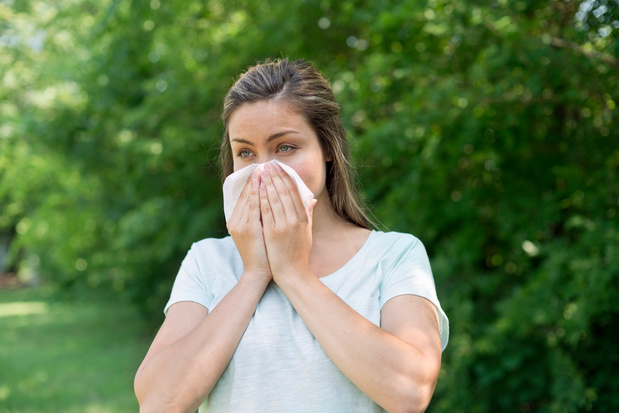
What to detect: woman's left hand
<box><xmin>258</xmin><ymin>161</ymin><xmax>316</xmax><ymax>281</ymax></box>
<box><xmin>258</xmin><ymin>164</ymin><xmax>442</xmax><ymax>413</ymax></box>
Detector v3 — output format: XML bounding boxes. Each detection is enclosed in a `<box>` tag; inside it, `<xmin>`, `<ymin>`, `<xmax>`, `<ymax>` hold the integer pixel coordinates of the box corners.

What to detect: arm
<box><xmin>134</xmin><ymin>276</ymin><xmax>270</xmax><ymax>413</ymax></box>
<box><xmin>278</xmin><ymin>278</ymin><xmax>442</xmax><ymax>413</ymax></box>
<box><xmin>259</xmin><ymin>162</ymin><xmax>442</xmax><ymax>413</ymax></box>
<box><xmin>135</xmin><ymin>170</ymin><xmax>271</xmax><ymax>413</ymax></box>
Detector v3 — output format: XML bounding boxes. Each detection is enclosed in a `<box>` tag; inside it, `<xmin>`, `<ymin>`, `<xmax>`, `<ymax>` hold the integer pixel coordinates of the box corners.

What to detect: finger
<box><xmin>308</xmin><ymin>199</ymin><xmax>318</xmax><ymax>226</ymax></box>
<box><xmin>270</xmin><ymin>162</ymin><xmax>307</xmax><ymax>222</ymax></box>
<box><xmin>232</xmin><ymin>170</ymin><xmax>256</xmax><ymax>221</ymax></box>
<box><xmin>261</xmin><ymin>167</ymin><xmax>287</xmax><ymax>222</ymax></box>
<box><xmin>259</xmin><ymin>176</ymin><xmax>275</xmax><ymax>228</ymax></box>
<box><xmin>237</xmin><ymin>170</ymin><xmax>255</xmax><ymax>202</ymax></box>
<box><xmin>228</xmin><ymin>184</ymin><xmax>249</xmax><ymax>223</ymax></box>
<box><xmin>248</xmin><ymin>171</ymin><xmax>261</xmax><ymax>223</ymax></box>
<box><xmin>266</xmin><ymin>162</ymin><xmax>300</xmax><ymax>220</ymax></box>
<box><xmin>226</xmin><ymin>171</ymin><xmax>257</xmax><ymax>232</ymax></box>
<box><xmin>227</xmin><ymin>195</ymin><xmax>249</xmax><ymax>236</ymax></box>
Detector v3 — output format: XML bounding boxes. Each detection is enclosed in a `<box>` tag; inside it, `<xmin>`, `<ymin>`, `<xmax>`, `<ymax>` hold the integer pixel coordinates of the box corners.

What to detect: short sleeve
<box><xmin>164</xmin><ymin>243</ymin><xmax>212</xmax><ymax>315</ymax></box>
<box><xmin>379</xmin><ymin>236</ymin><xmax>449</xmax><ymax>351</ymax></box>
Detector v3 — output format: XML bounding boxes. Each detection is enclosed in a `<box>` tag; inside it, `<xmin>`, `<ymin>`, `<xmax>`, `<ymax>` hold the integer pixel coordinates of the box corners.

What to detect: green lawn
<box><xmin>0</xmin><ymin>286</ymin><xmax>152</xmax><ymax>412</ymax></box>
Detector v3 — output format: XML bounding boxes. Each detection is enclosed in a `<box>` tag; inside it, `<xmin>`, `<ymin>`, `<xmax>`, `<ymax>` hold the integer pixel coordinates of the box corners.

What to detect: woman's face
<box><xmin>228</xmin><ymin>100</ymin><xmax>332</xmax><ymax>202</ymax></box>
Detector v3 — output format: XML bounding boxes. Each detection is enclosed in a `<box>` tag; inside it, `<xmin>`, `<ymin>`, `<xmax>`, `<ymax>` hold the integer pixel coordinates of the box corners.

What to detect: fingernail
<box><xmin>260</xmin><ymin>181</ymin><xmax>266</xmax><ymax>191</ymax></box>
<box><xmin>272</xmin><ymin>160</ymin><xmax>282</xmax><ymax>171</ymax></box>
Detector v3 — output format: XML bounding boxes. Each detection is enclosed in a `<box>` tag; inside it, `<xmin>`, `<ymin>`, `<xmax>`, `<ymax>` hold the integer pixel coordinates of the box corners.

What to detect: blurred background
<box><xmin>1</xmin><ymin>0</ymin><xmax>617</xmax><ymax>411</ymax></box>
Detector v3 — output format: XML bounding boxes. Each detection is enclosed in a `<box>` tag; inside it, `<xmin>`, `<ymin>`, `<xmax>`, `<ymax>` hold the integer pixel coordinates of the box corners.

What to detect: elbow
<box><xmin>386</xmin><ymin>359</ymin><xmax>440</xmax><ymax>413</ymax></box>
<box><xmin>137</xmin><ymin>400</ymin><xmax>158</xmax><ymax>413</ymax></box>
<box><xmin>393</xmin><ymin>352</ymin><xmax>442</xmax><ymax>413</ymax></box>
<box><xmin>386</xmin><ymin>382</ymin><xmax>436</xmax><ymax>413</ymax></box>
<box><xmin>137</xmin><ymin>397</ymin><xmax>183</xmax><ymax>413</ymax></box>
<box><xmin>134</xmin><ymin>372</ymin><xmax>149</xmax><ymax>411</ymax></box>
<box><xmin>138</xmin><ymin>402</ymin><xmax>171</xmax><ymax>413</ymax></box>
<box><xmin>134</xmin><ymin>374</ymin><xmax>170</xmax><ymax>413</ymax></box>
<box><xmin>135</xmin><ymin>374</ymin><xmax>199</xmax><ymax>413</ymax></box>
<box><xmin>386</xmin><ymin>388</ymin><xmax>433</xmax><ymax>413</ymax></box>
<box><xmin>135</xmin><ymin>389</ymin><xmax>157</xmax><ymax>413</ymax></box>
<box><xmin>135</xmin><ymin>388</ymin><xmax>179</xmax><ymax>413</ymax></box>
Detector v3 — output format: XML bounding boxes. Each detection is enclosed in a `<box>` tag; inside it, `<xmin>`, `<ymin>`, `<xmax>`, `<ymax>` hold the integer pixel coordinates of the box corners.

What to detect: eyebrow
<box><xmin>230</xmin><ymin>129</ymin><xmax>300</xmax><ymax>146</ymax></box>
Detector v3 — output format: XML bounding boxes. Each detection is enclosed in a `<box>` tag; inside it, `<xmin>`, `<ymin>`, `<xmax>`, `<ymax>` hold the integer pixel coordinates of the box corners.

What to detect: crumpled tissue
<box><xmin>222</xmin><ymin>160</ymin><xmax>314</xmax><ymax>223</ymax></box>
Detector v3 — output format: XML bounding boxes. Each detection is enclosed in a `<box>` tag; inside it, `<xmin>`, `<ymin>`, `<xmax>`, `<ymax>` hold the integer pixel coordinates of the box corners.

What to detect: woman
<box><xmin>134</xmin><ymin>58</ymin><xmax>448</xmax><ymax>413</ymax></box>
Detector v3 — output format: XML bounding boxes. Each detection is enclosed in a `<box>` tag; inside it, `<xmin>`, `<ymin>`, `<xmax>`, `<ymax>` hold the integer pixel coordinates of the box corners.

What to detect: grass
<box><xmin>0</xmin><ymin>286</ymin><xmax>152</xmax><ymax>412</ymax></box>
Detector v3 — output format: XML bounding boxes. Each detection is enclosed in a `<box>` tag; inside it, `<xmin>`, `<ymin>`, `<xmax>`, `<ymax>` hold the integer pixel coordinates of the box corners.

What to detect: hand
<box><xmin>258</xmin><ymin>162</ymin><xmax>317</xmax><ymax>282</ymax></box>
<box><xmin>227</xmin><ymin>169</ymin><xmax>272</xmax><ymax>282</ymax></box>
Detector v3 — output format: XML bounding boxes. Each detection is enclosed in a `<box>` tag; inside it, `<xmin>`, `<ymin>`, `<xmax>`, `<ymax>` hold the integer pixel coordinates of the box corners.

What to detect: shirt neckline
<box><xmin>319</xmin><ymin>230</ymin><xmax>378</xmax><ymax>282</ymax></box>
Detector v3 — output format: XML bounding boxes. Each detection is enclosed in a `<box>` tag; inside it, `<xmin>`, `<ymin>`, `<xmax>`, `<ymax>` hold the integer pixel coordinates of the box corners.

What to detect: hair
<box><xmin>220</xmin><ymin>58</ymin><xmax>376</xmax><ymax>230</ymax></box>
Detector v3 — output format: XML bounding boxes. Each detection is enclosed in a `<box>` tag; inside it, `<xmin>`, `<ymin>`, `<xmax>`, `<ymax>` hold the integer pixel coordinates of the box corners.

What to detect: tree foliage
<box><xmin>1</xmin><ymin>0</ymin><xmax>617</xmax><ymax>411</ymax></box>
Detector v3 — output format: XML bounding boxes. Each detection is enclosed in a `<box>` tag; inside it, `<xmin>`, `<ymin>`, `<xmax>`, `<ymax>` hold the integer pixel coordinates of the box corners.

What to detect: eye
<box><xmin>237</xmin><ymin>149</ymin><xmax>253</xmax><ymax>158</ymax></box>
<box><xmin>278</xmin><ymin>144</ymin><xmax>293</xmax><ymax>153</ymax></box>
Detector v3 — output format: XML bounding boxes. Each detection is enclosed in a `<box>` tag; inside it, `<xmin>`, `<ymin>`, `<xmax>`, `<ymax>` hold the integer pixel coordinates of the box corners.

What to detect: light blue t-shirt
<box><xmin>165</xmin><ymin>230</ymin><xmax>449</xmax><ymax>412</ymax></box>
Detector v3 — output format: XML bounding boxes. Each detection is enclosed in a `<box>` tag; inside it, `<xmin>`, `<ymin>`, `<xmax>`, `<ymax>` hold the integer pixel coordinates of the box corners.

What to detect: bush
<box><xmin>1</xmin><ymin>0</ymin><xmax>617</xmax><ymax>410</ymax></box>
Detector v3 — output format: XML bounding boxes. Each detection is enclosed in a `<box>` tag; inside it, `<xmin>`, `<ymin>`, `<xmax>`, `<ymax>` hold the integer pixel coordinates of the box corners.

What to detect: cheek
<box><xmin>232</xmin><ymin>159</ymin><xmax>242</xmax><ymax>172</ymax></box>
<box><xmin>288</xmin><ymin>162</ymin><xmax>326</xmax><ymax>196</ymax></box>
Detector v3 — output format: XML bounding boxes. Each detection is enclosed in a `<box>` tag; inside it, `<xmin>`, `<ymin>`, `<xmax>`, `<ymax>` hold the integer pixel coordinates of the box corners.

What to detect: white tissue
<box><xmin>223</xmin><ymin>160</ymin><xmax>314</xmax><ymax>223</ymax></box>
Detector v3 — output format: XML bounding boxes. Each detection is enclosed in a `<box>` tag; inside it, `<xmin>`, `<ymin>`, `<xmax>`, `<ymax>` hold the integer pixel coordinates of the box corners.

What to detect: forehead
<box><xmin>228</xmin><ymin>101</ymin><xmax>310</xmax><ymax>137</ymax></box>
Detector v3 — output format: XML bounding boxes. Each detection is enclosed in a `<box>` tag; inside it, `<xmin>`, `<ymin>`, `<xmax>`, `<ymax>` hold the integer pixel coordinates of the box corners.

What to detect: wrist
<box><xmin>272</xmin><ymin>266</ymin><xmax>313</xmax><ymax>287</ymax></box>
<box><xmin>239</xmin><ymin>270</ymin><xmax>272</xmax><ymax>289</ymax></box>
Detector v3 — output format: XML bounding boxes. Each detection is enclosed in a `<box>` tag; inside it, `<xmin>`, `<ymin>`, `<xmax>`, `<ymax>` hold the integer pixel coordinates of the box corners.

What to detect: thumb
<box><xmin>308</xmin><ymin>199</ymin><xmax>318</xmax><ymax>224</ymax></box>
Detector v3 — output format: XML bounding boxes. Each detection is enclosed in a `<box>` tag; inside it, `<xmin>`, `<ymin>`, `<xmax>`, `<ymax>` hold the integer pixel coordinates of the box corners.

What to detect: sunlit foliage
<box><xmin>1</xmin><ymin>0</ymin><xmax>617</xmax><ymax>411</ymax></box>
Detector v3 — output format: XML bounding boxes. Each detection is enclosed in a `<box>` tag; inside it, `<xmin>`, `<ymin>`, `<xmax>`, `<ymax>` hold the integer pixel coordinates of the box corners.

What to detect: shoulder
<box><xmin>370</xmin><ymin>230</ymin><xmax>424</xmax><ymax>254</ymax></box>
<box><xmin>185</xmin><ymin>236</ymin><xmax>239</xmax><ymax>265</ymax></box>
<box><xmin>190</xmin><ymin>235</ymin><xmax>236</xmax><ymax>253</ymax></box>
<box><xmin>365</xmin><ymin>230</ymin><xmax>431</xmax><ymax>272</ymax></box>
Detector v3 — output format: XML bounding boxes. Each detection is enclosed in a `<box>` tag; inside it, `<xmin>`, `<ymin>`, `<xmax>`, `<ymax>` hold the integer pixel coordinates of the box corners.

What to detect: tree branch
<box><xmin>550</xmin><ymin>36</ymin><xmax>619</xmax><ymax>67</ymax></box>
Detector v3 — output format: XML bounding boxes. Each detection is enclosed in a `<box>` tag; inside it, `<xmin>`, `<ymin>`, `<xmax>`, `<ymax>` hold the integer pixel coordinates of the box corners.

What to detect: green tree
<box><xmin>1</xmin><ymin>0</ymin><xmax>617</xmax><ymax>411</ymax></box>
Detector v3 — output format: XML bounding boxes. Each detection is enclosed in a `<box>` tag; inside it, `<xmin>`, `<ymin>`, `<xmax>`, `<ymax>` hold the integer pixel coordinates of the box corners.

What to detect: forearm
<box><xmin>276</xmin><ymin>273</ymin><xmax>440</xmax><ymax>413</ymax></box>
<box><xmin>135</xmin><ymin>274</ymin><xmax>269</xmax><ymax>413</ymax></box>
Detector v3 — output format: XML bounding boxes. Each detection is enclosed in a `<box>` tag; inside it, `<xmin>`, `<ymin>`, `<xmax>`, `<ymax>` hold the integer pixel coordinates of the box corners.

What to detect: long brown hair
<box><xmin>220</xmin><ymin>58</ymin><xmax>375</xmax><ymax>230</ymax></box>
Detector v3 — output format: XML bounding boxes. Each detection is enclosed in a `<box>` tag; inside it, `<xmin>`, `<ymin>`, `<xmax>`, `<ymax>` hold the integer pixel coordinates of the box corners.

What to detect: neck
<box><xmin>311</xmin><ymin>198</ymin><xmax>354</xmax><ymax>239</ymax></box>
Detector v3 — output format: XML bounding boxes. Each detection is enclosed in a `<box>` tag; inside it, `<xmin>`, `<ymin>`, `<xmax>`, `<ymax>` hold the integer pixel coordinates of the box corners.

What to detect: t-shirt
<box><xmin>165</xmin><ymin>230</ymin><xmax>449</xmax><ymax>413</ymax></box>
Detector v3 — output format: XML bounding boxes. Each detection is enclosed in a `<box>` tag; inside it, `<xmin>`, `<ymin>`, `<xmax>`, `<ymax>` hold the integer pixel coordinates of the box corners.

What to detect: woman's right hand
<box><xmin>136</xmin><ymin>171</ymin><xmax>273</xmax><ymax>411</ymax></box>
<box><xmin>226</xmin><ymin>169</ymin><xmax>272</xmax><ymax>282</ymax></box>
